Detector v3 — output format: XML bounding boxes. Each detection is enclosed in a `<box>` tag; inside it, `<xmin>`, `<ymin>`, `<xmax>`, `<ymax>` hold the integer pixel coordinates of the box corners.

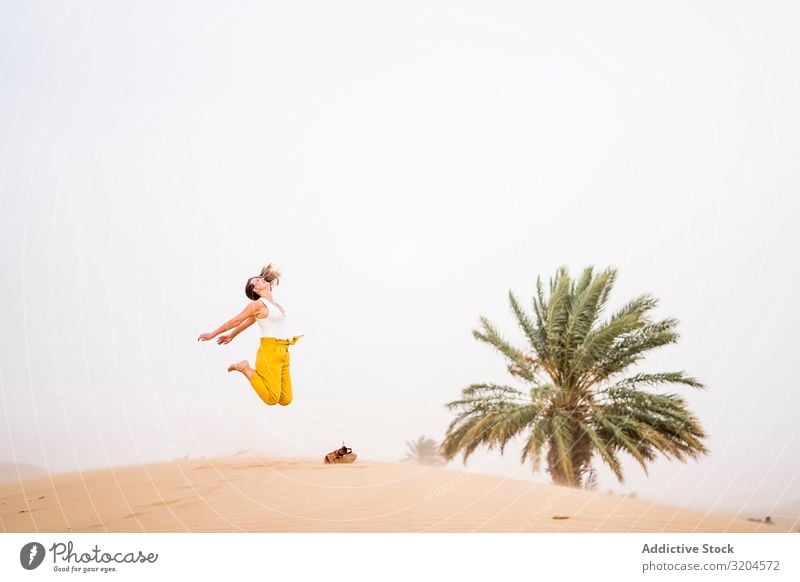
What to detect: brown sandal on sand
<box><xmin>324</xmin><ymin>444</ymin><xmax>357</xmax><ymax>464</ymax></box>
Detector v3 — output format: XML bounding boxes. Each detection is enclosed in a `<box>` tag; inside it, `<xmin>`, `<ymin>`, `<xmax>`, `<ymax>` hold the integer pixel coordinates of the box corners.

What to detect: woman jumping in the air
<box><xmin>197</xmin><ymin>263</ymin><xmax>302</xmax><ymax>406</ymax></box>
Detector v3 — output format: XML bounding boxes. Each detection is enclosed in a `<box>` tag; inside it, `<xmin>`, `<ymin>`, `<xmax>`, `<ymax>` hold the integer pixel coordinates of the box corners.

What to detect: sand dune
<box><xmin>762</xmin><ymin>499</ymin><xmax>800</xmax><ymax>528</ymax></box>
<box><xmin>0</xmin><ymin>457</ymin><xmax>792</xmax><ymax>533</ymax></box>
<box><xmin>0</xmin><ymin>463</ymin><xmax>49</xmax><ymax>483</ymax></box>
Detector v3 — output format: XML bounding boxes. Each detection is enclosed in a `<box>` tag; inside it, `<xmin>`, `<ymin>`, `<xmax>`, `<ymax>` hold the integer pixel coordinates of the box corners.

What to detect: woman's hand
<box><xmin>197</xmin><ymin>332</ymin><xmax>215</xmax><ymax>342</ymax></box>
<box><xmin>217</xmin><ymin>316</ymin><xmax>256</xmax><ymax>345</ymax></box>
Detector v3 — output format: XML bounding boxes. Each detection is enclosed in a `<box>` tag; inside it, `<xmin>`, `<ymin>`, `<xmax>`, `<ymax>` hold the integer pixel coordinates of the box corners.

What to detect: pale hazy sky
<box><xmin>1</xmin><ymin>0</ymin><xmax>799</xmax><ymax>517</ymax></box>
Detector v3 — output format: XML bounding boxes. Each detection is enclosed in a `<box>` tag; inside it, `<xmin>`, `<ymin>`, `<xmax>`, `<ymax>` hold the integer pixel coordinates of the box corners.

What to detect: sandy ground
<box><xmin>0</xmin><ymin>457</ymin><xmax>793</xmax><ymax>533</ymax></box>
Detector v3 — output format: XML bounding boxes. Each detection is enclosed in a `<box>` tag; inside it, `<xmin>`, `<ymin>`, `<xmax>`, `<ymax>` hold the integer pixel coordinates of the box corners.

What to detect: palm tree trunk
<box><xmin>546</xmin><ymin>423</ymin><xmax>593</xmax><ymax>488</ymax></box>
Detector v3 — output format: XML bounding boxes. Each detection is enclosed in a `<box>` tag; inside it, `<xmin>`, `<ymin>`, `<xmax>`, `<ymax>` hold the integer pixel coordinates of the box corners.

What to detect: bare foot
<box><xmin>227</xmin><ymin>360</ymin><xmax>249</xmax><ymax>373</ymax></box>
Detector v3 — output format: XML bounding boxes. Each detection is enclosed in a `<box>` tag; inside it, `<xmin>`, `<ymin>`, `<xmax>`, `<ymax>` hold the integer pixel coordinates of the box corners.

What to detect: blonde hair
<box><xmin>259</xmin><ymin>263</ymin><xmax>282</xmax><ymax>288</ymax></box>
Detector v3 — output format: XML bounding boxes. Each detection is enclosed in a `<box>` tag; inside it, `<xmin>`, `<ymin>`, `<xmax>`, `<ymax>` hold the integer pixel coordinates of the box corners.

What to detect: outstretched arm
<box><xmin>216</xmin><ymin>316</ymin><xmax>256</xmax><ymax>344</ymax></box>
<box><xmin>198</xmin><ymin>302</ymin><xmax>262</xmax><ymax>341</ymax></box>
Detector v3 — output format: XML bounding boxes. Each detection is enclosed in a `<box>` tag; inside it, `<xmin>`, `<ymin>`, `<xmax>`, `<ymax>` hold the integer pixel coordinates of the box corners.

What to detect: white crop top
<box><xmin>255</xmin><ymin>298</ymin><xmax>290</xmax><ymax>339</ymax></box>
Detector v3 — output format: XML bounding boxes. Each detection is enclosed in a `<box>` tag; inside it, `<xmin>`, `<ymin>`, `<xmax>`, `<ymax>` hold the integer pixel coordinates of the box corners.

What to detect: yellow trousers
<box><xmin>250</xmin><ymin>335</ymin><xmax>303</xmax><ymax>406</ymax></box>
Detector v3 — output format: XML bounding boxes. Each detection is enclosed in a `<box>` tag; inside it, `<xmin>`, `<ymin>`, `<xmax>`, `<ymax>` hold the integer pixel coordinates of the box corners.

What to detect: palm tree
<box><xmin>402</xmin><ymin>435</ymin><xmax>446</xmax><ymax>466</ymax></box>
<box><xmin>441</xmin><ymin>266</ymin><xmax>708</xmax><ymax>487</ymax></box>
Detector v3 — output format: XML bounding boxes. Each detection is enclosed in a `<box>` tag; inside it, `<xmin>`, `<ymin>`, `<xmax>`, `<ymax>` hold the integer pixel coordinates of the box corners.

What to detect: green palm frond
<box><xmin>564</xmin><ymin>269</ymin><xmax>613</xmax><ymax>350</ymax></box>
<box><xmin>473</xmin><ymin>317</ymin><xmax>540</xmax><ymax>383</ymax></box>
<box><xmin>596</xmin><ymin>386</ymin><xmax>709</xmax><ymax>462</ymax></box>
<box><xmin>446</xmin><ymin>383</ymin><xmax>526</xmax><ymax>413</ymax></box>
<box><xmin>612</xmin><ymin>372</ymin><xmax>704</xmax><ymax>390</ymax></box>
<box><xmin>562</xmin><ymin>268</ymin><xmax>617</xmax><ymax>385</ymax></box>
<box><xmin>591</xmin><ymin>319</ymin><xmax>681</xmax><ymax>382</ymax></box>
<box><xmin>533</xmin><ymin>277</ymin><xmax>549</xmax><ymax>328</ymax></box>
<box><xmin>508</xmin><ymin>290</ymin><xmax>548</xmax><ymax>368</ymax></box>
<box><xmin>486</xmin><ymin>405</ymin><xmax>541</xmax><ymax>454</ymax></box>
<box><xmin>442</xmin><ymin>384</ymin><xmax>548</xmax><ymax>461</ymax></box>
<box><xmin>520</xmin><ymin>416</ymin><xmax>551</xmax><ymax>471</ymax></box>
<box><xmin>530</xmin><ymin>383</ymin><xmax>558</xmax><ymax>404</ymax></box>
<box><xmin>572</xmin><ymin>294</ymin><xmax>657</xmax><ymax>375</ymax></box>
<box><xmin>446</xmin><ymin>410</ymin><xmax>508</xmax><ymax>463</ymax></box>
<box><xmin>544</xmin><ymin>272</ymin><xmax>572</xmax><ymax>370</ymax></box>
<box><xmin>577</xmin><ymin>421</ymin><xmax>624</xmax><ymax>482</ymax></box>
<box><xmin>593</xmin><ymin>412</ymin><xmax>655</xmax><ymax>473</ymax></box>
